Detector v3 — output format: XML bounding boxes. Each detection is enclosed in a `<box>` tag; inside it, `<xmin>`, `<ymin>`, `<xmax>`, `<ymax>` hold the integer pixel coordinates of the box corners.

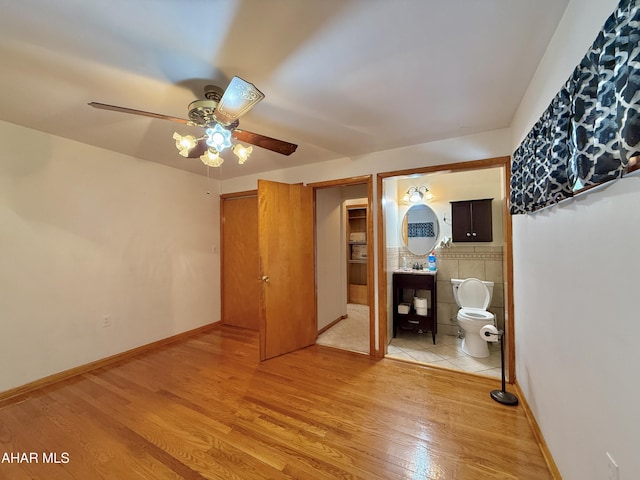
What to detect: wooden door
<box><xmin>221</xmin><ymin>195</ymin><xmax>260</xmax><ymax>330</ymax></box>
<box><xmin>258</xmin><ymin>180</ymin><xmax>316</xmax><ymax>361</ymax></box>
<box><xmin>470</xmin><ymin>199</ymin><xmax>493</xmax><ymax>241</ymax></box>
<box><xmin>451</xmin><ymin>201</ymin><xmax>472</xmax><ymax>242</ymax></box>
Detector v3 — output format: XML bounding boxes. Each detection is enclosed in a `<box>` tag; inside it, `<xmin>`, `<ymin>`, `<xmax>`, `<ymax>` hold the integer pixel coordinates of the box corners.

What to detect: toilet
<box><xmin>451</xmin><ymin>278</ymin><xmax>495</xmax><ymax>358</ymax></box>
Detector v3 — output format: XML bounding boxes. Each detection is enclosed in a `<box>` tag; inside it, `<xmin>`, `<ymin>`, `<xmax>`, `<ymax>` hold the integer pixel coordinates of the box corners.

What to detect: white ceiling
<box><xmin>0</xmin><ymin>0</ymin><xmax>569</xmax><ymax>179</ymax></box>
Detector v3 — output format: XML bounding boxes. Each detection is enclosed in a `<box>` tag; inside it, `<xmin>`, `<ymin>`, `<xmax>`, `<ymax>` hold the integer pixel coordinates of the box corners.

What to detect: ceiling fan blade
<box><xmin>232</xmin><ymin>129</ymin><xmax>298</xmax><ymax>156</ymax></box>
<box><xmin>186</xmin><ymin>139</ymin><xmax>208</xmax><ymax>159</ymax></box>
<box><xmin>213</xmin><ymin>76</ymin><xmax>265</xmax><ymax>126</ymax></box>
<box><xmin>88</xmin><ymin>102</ymin><xmax>191</xmax><ymax>125</ymax></box>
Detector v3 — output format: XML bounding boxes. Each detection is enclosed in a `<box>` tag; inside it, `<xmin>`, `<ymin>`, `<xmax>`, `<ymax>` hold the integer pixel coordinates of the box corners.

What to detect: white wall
<box><xmin>315</xmin><ymin>187</ymin><xmax>345</xmax><ymax>330</ymax></box>
<box><xmin>383</xmin><ymin>179</ymin><xmax>399</xmax><ymax>342</ymax></box>
<box><xmin>221</xmin><ymin>129</ymin><xmax>512</xmax><ymax>194</ymax></box>
<box><xmin>0</xmin><ymin>120</ymin><xmax>221</xmax><ymax>392</ymax></box>
<box><xmin>510</xmin><ymin>1</ymin><xmax>640</xmax><ymax>479</ymax></box>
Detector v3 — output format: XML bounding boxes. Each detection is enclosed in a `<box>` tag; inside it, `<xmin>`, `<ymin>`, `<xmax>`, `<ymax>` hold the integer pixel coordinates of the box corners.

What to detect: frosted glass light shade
<box><xmin>200</xmin><ymin>148</ymin><xmax>224</xmax><ymax>167</ymax></box>
<box><xmin>233</xmin><ymin>144</ymin><xmax>252</xmax><ymax>164</ymax></box>
<box><xmin>173</xmin><ymin>132</ymin><xmax>198</xmax><ymax>157</ymax></box>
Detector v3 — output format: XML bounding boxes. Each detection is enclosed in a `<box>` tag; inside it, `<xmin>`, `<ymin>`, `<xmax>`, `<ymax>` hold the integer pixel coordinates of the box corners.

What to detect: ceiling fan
<box><xmin>89</xmin><ymin>76</ymin><xmax>297</xmax><ymax>167</ymax></box>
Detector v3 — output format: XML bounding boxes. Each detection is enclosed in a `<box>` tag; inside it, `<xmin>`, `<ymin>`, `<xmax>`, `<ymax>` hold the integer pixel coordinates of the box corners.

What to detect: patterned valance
<box><xmin>510</xmin><ymin>0</ymin><xmax>639</xmax><ymax>214</ymax></box>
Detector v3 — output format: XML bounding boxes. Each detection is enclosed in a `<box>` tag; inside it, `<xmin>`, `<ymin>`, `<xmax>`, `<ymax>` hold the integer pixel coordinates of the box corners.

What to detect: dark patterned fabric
<box><xmin>568</xmin><ymin>47</ymin><xmax>600</xmax><ymax>190</ymax></box>
<box><xmin>408</xmin><ymin>222</ymin><xmax>435</xmax><ymax>238</ymax></box>
<box><xmin>618</xmin><ymin>0</ymin><xmax>640</xmax><ymax>165</ymax></box>
<box><xmin>547</xmin><ymin>87</ymin><xmax>574</xmax><ymax>203</ymax></box>
<box><xmin>510</xmin><ymin>0</ymin><xmax>639</xmax><ymax>214</ymax></box>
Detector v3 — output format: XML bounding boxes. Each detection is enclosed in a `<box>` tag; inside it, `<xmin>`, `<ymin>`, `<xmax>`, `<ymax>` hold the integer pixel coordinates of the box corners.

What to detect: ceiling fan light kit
<box><xmin>89</xmin><ymin>76</ymin><xmax>297</xmax><ymax>168</ymax></box>
<box><xmin>205</xmin><ymin>124</ymin><xmax>233</xmax><ymax>151</ymax></box>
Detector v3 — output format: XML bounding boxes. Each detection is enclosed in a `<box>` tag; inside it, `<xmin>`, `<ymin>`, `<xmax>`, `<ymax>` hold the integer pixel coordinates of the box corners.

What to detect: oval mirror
<box><xmin>401</xmin><ymin>204</ymin><xmax>439</xmax><ymax>256</ymax></box>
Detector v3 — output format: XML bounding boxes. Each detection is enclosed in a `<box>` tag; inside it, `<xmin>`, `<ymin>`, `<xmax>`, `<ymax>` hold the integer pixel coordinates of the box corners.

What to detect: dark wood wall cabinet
<box><xmin>392</xmin><ymin>272</ymin><xmax>437</xmax><ymax>344</ymax></box>
<box><xmin>450</xmin><ymin>198</ymin><xmax>493</xmax><ymax>242</ymax></box>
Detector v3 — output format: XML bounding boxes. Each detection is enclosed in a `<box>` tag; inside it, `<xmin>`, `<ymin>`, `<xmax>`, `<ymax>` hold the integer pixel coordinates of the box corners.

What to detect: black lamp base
<box><xmin>490</xmin><ymin>389</ymin><xmax>519</xmax><ymax>406</ymax></box>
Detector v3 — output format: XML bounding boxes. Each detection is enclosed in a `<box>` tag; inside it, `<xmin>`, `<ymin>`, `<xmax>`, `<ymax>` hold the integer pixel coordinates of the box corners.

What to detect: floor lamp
<box><xmin>484</xmin><ymin>328</ymin><xmax>519</xmax><ymax>406</ymax></box>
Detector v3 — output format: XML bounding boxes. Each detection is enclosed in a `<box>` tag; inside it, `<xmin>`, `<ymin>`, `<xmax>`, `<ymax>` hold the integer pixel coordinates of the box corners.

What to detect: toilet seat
<box><xmin>458</xmin><ymin>308</ymin><xmax>494</xmax><ymax>322</ymax></box>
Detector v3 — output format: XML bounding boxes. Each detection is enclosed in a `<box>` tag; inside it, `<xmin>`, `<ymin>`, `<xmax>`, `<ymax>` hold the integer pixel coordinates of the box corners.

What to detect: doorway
<box><xmin>311</xmin><ymin>176</ymin><xmax>375</xmax><ymax>356</ymax></box>
<box><xmin>377</xmin><ymin>157</ymin><xmax>515</xmax><ymax>381</ymax></box>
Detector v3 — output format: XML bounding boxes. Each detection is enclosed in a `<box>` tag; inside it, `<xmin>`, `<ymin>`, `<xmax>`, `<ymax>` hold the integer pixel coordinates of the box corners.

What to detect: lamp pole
<box><xmin>485</xmin><ymin>329</ymin><xmax>519</xmax><ymax>406</ymax></box>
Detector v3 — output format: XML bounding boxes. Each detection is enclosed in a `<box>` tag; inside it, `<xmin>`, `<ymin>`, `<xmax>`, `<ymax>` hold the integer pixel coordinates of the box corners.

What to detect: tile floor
<box><xmin>387</xmin><ymin>329</ymin><xmax>502</xmax><ymax>379</ymax></box>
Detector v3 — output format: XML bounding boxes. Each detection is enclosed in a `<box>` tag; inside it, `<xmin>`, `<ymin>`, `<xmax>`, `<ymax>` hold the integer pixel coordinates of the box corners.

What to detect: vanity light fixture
<box><xmin>403</xmin><ymin>186</ymin><xmax>433</xmax><ymax>203</ymax></box>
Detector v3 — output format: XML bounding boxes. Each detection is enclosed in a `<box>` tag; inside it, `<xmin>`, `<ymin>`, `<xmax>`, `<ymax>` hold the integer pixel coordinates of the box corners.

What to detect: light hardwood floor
<box><xmin>0</xmin><ymin>326</ymin><xmax>553</xmax><ymax>479</ymax></box>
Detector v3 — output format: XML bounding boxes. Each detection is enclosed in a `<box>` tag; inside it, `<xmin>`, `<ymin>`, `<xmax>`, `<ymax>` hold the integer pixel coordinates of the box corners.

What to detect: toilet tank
<box><xmin>451</xmin><ymin>278</ymin><xmax>494</xmax><ymax>307</ymax></box>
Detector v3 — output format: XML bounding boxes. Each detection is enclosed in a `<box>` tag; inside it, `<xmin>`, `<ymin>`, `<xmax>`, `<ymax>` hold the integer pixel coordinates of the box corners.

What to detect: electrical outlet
<box><xmin>606</xmin><ymin>452</ymin><xmax>619</xmax><ymax>480</ymax></box>
<box><xmin>102</xmin><ymin>315</ymin><xmax>111</xmax><ymax>328</ymax></box>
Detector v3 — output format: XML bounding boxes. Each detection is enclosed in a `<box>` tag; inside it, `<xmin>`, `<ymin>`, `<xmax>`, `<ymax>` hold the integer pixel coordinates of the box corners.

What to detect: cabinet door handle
<box><xmin>466</xmin><ymin>232</ymin><xmax>471</xmax><ymax>237</ymax></box>
<box><xmin>472</xmin><ymin>232</ymin><xmax>477</xmax><ymax>236</ymax></box>
<box><xmin>261</xmin><ymin>276</ymin><xmax>270</xmax><ymax>283</ymax></box>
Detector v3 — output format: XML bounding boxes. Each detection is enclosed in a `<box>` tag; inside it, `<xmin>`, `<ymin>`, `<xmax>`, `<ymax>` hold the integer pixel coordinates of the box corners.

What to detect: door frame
<box><xmin>309</xmin><ymin>175</ymin><xmax>375</xmax><ymax>356</ymax></box>
<box><xmin>376</xmin><ymin>156</ymin><xmax>516</xmax><ymax>382</ymax></box>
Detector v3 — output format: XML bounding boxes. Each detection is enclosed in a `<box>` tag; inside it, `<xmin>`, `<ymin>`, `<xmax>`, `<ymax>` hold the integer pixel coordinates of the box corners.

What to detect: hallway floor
<box><xmin>316</xmin><ymin>304</ymin><xmax>369</xmax><ymax>354</ymax></box>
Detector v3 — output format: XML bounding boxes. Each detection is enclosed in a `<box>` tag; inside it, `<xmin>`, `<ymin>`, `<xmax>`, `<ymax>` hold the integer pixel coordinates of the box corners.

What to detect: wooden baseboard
<box><xmin>0</xmin><ymin>321</ymin><xmax>221</xmax><ymax>406</ymax></box>
<box><xmin>317</xmin><ymin>314</ymin><xmax>348</xmax><ymax>335</ymax></box>
<box><xmin>513</xmin><ymin>381</ymin><xmax>562</xmax><ymax>479</ymax></box>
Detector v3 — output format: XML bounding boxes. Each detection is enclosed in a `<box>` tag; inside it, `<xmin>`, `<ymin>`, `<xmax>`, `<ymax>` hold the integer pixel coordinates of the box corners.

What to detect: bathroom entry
<box><xmin>378</xmin><ymin>158</ymin><xmax>515</xmax><ymax>379</ymax></box>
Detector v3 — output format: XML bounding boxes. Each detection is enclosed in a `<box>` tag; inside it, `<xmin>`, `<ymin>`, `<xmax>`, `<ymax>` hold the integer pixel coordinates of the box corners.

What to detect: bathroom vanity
<box><xmin>392</xmin><ymin>270</ymin><xmax>437</xmax><ymax>343</ymax></box>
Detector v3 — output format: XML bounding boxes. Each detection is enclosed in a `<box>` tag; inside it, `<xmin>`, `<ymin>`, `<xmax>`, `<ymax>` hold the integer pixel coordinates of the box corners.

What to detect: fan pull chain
<box><xmin>205</xmin><ymin>164</ymin><xmax>222</xmax><ymax>197</ymax></box>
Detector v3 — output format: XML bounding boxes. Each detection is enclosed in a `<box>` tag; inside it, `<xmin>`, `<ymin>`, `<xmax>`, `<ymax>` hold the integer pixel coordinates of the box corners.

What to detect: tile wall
<box><xmin>388</xmin><ymin>245</ymin><xmax>504</xmax><ymax>336</ymax></box>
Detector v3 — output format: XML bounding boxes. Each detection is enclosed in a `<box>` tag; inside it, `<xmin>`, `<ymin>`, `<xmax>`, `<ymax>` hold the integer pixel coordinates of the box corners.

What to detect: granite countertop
<box><xmin>393</xmin><ymin>268</ymin><xmax>437</xmax><ymax>275</ymax></box>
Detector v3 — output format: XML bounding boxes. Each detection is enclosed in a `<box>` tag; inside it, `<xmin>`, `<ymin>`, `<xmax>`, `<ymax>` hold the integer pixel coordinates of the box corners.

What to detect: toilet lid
<box><xmin>457</xmin><ymin>278</ymin><xmax>490</xmax><ymax>309</ymax></box>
